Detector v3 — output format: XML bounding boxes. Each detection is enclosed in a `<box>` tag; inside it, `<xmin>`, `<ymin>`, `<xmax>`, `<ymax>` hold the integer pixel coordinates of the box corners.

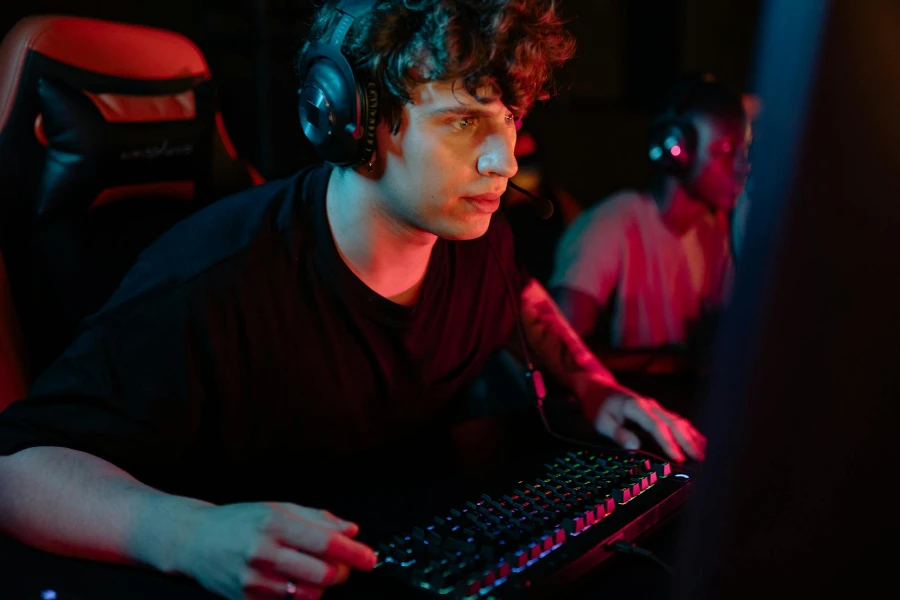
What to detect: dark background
<box><xmin>0</xmin><ymin>0</ymin><xmax>762</xmax><ymax>208</ymax></box>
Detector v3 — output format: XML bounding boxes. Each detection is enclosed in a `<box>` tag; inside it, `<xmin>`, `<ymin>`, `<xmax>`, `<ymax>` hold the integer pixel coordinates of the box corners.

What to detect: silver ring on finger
<box><xmin>283</xmin><ymin>580</ymin><xmax>298</xmax><ymax>599</ymax></box>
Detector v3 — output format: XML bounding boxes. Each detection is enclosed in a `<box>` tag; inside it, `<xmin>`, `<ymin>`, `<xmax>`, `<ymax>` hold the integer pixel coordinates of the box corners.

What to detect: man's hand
<box><xmin>516</xmin><ymin>280</ymin><xmax>706</xmax><ymax>462</ymax></box>
<box><xmin>174</xmin><ymin>502</ymin><xmax>377</xmax><ymax>600</ymax></box>
<box><xmin>575</xmin><ymin>374</ymin><xmax>707</xmax><ymax>463</ymax></box>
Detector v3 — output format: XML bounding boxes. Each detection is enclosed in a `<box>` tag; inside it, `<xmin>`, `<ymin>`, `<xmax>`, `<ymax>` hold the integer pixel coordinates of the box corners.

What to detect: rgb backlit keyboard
<box><xmin>372</xmin><ymin>449</ymin><xmax>673</xmax><ymax>598</ymax></box>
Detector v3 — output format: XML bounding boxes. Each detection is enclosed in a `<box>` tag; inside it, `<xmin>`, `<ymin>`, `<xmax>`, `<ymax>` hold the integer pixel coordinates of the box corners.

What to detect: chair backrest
<box><xmin>0</xmin><ymin>251</ymin><xmax>28</xmax><ymax>411</ymax></box>
<box><xmin>0</xmin><ymin>15</ymin><xmax>263</xmax><ymax>407</ymax></box>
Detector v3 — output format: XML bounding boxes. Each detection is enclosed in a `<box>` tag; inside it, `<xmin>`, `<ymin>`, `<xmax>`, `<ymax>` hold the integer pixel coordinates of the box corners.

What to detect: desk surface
<box><xmin>2</xmin><ymin>394</ymin><xmax>698</xmax><ymax>600</ymax></box>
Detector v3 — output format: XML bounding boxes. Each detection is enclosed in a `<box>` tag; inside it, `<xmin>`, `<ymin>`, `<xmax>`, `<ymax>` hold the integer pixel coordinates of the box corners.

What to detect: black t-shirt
<box><xmin>0</xmin><ymin>163</ymin><xmax>529</xmax><ymax>503</ymax></box>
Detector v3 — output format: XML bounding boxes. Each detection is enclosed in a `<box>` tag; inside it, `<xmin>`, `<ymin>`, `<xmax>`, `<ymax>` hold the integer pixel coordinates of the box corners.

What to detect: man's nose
<box><xmin>477</xmin><ymin>133</ymin><xmax>518</xmax><ymax>179</ymax></box>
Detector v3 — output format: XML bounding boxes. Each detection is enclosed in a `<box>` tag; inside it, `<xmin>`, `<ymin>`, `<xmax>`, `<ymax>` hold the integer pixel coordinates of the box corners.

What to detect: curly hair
<box><xmin>301</xmin><ymin>0</ymin><xmax>576</xmax><ymax>132</ymax></box>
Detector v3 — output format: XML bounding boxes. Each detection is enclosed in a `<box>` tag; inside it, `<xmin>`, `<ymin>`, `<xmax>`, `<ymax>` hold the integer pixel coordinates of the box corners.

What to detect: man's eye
<box><xmin>453</xmin><ymin>117</ymin><xmax>477</xmax><ymax>130</ymax></box>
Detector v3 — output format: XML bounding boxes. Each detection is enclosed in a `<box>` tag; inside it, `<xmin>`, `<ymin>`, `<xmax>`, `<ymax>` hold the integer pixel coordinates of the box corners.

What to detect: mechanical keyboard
<box><xmin>358</xmin><ymin>447</ymin><xmax>691</xmax><ymax>599</ymax></box>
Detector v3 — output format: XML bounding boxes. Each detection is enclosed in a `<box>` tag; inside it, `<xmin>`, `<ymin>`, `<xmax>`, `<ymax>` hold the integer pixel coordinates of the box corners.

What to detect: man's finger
<box><xmin>652</xmin><ymin>408</ymin><xmax>704</xmax><ymax>460</ymax></box>
<box><xmin>622</xmin><ymin>397</ymin><xmax>686</xmax><ymax>462</ymax></box>
<box><xmin>277</xmin><ymin>521</ymin><xmax>377</xmax><ymax>572</ymax></box>
<box><xmin>239</xmin><ymin>571</ymin><xmax>323</xmax><ymax>600</ymax></box>
<box><xmin>331</xmin><ymin>562</ymin><xmax>351</xmax><ymax>585</ymax></box>
<box><xmin>280</xmin><ymin>581</ymin><xmax>323</xmax><ymax>600</ymax></box>
<box><xmin>282</xmin><ymin>505</ymin><xmax>359</xmax><ymax>534</ymax></box>
<box><xmin>613</xmin><ymin>426</ymin><xmax>641</xmax><ymax>450</ymax></box>
<box><xmin>671</xmin><ymin>421</ymin><xmax>704</xmax><ymax>460</ymax></box>
<box><xmin>653</xmin><ymin>405</ymin><xmax>707</xmax><ymax>460</ymax></box>
<box><xmin>687</xmin><ymin>426</ymin><xmax>708</xmax><ymax>459</ymax></box>
<box><xmin>271</xmin><ymin>547</ymin><xmax>347</xmax><ymax>587</ymax></box>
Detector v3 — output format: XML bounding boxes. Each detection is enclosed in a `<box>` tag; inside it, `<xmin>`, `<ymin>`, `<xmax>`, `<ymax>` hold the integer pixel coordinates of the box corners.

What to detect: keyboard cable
<box><xmin>609</xmin><ymin>539</ymin><xmax>674</xmax><ymax>575</ymax></box>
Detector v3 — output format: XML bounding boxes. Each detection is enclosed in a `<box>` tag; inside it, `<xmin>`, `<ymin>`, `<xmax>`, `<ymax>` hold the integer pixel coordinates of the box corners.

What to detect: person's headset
<box><xmin>297</xmin><ymin>0</ymin><xmax>379</xmax><ymax>167</ymax></box>
<box><xmin>646</xmin><ymin>73</ymin><xmax>719</xmax><ymax>178</ymax></box>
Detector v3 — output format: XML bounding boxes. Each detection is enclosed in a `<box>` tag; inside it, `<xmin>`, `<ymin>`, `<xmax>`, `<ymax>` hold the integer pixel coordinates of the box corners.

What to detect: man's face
<box><xmin>373</xmin><ymin>80</ymin><xmax>519</xmax><ymax>240</ymax></box>
<box><xmin>687</xmin><ymin>114</ymin><xmax>751</xmax><ymax>212</ymax></box>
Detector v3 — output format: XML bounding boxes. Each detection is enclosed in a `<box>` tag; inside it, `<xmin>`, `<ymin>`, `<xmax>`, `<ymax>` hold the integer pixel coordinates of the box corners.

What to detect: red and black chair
<box><xmin>0</xmin><ymin>15</ymin><xmax>263</xmax><ymax>410</ymax></box>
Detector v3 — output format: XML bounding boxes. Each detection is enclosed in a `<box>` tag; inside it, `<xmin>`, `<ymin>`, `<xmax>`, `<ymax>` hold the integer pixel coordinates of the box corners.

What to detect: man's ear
<box><xmin>374</xmin><ymin>110</ymin><xmax>407</xmax><ymax>165</ymax></box>
<box><xmin>355</xmin><ymin>147</ymin><xmax>378</xmax><ymax>177</ymax></box>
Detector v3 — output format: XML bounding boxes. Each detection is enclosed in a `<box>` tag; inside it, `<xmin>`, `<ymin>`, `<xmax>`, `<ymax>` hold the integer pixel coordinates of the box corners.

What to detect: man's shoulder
<box><xmin>563</xmin><ymin>190</ymin><xmax>648</xmax><ymax>243</ymax></box>
<box><xmin>585</xmin><ymin>189</ymin><xmax>650</xmax><ymax>222</ymax></box>
<box><xmin>101</xmin><ymin>165</ymin><xmax>324</xmax><ymax>315</ymax></box>
<box><xmin>137</xmin><ymin>176</ymin><xmax>300</xmax><ymax>277</ymax></box>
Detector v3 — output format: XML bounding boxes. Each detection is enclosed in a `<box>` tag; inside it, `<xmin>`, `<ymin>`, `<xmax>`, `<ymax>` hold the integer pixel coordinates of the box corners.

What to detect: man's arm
<box><xmin>551</xmin><ymin>286</ymin><xmax>603</xmax><ymax>342</ymax></box>
<box><xmin>517</xmin><ymin>278</ymin><xmax>705</xmax><ymax>462</ymax></box>
<box><xmin>518</xmin><ymin>280</ymin><xmax>616</xmax><ymax>389</ymax></box>
<box><xmin>0</xmin><ymin>447</ymin><xmax>375</xmax><ymax>599</ymax></box>
<box><xmin>0</xmin><ymin>446</ymin><xmax>209</xmax><ymax>569</ymax></box>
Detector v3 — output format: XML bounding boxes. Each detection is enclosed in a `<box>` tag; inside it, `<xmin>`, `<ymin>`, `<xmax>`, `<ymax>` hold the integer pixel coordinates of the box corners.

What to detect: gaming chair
<box><xmin>0</xmin><ymin>15</ymin><xmax>264</xmax><ymax>410</ymax></box>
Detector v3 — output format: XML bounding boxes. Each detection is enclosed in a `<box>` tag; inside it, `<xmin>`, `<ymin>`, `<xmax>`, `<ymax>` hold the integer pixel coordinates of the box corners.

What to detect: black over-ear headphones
<box><xmin>297</xmin><ymin>0</ymin><xmax>379</xmax><ymax>167</ymax></box>
<box><xmin>647</xmin><ymin>73</ymin><xmax>718</xmax><ymax>178</ymax></box>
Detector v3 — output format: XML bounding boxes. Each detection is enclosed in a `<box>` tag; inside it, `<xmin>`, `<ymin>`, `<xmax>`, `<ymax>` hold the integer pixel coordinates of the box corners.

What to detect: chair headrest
<box><xmin>0</xmin><ymin>16</ymin><xmax>251</xmax><ymax>226</ymax></box>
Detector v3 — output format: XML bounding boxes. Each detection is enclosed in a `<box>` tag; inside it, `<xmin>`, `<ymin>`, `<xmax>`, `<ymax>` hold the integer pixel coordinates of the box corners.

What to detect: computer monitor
<box><xmin>672</xmin><ymin>1</ymin><xmax>900</xmax><ymax>598</ymax></box>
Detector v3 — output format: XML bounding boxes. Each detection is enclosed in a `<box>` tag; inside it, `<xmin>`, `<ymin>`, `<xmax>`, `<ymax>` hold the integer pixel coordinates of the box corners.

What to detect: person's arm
<box><xmin>0</xmin><ymin>446</ymin><xmax>376</xmax><ymax>599</ymax></box>
<box><xmin>552</xmin><ymin>286</ymin><xmax>603</xmax><ymax>341</ymax></box>
<box><xmin>547</xmin><ymin>205</ymin><xmax>621</xmax><ymax>342</ymax></box>
<box><xmin>517</xmin><ymin>278</ymin><xmax>705</xmax><ymax>462</ymax></box>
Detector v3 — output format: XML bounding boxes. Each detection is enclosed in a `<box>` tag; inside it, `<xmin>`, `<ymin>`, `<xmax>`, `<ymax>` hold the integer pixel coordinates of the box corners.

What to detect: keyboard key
<box><xmin>509</xmin><ymin>549</ymin><xmax>529</xmax><ymax>568</ymax></box>
<box><xmin>497</xmin><ymin>562</ymin><xmax>511</xmax><ymax>579</ymax></box>
<box><xmin>456</xmin><ymin>575</ymin><xmax>480</xmax><ymax>598</ymax></box>
<box><xmin>444</xmin><ymin>537</ymin><xmax>476</xmax><ymax>554</ymax></box>
<box><xmin>612</xmin><ymin>486</ymin><xmax>632</xmax><ymax>503</ymax></box>
<box><xmin>562</xmin><ymin>516</ymin><xmax>585</xmax><ymax>534</ymax></box>
<box><xmin>540</xmin><ymin>533</ymin><xmax>554</xmax><ymax>551</ymax></box>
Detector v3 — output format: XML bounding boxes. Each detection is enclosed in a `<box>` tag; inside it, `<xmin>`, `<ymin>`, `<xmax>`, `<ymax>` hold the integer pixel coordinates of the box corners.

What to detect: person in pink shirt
<box><xmin>550</xmin><ymin>74</ymin><xmax>751</xmax><ymax>356</ymax></box>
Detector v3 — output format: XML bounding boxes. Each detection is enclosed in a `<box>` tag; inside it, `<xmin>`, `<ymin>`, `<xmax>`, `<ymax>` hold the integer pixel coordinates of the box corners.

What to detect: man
<box><xmin>550</xmin><ymin>74</ymin><xmax>751</xmax><ymax>352</ymax></box>
<box><xmin>0</xmin><ymin>2</ymin><xmax>705</xmax><ymax>599</ymax></box>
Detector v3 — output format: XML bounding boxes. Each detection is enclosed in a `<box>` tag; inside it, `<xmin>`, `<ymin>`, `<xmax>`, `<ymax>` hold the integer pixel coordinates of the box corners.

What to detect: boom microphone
<box><xmin>507</xmin><ymin>180</ymin><xmax>555</xmax><ymax>220</ymax></box>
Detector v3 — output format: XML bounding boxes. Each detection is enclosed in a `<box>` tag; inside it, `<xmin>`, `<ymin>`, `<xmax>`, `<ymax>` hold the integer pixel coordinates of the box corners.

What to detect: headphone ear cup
<box><xmin>648</xmin><ymin>118</ymin><xmax>695</xmax><ymax>177</ymax></box>
<box><xmin>298</xmin><ymin>57</ymin><xmax>360</xmax><ymax>165</ymax></box>
<box><xmin>297</xmin><ymin>60</ymin><xmax>379</xmax><ymax>166</ymax></box>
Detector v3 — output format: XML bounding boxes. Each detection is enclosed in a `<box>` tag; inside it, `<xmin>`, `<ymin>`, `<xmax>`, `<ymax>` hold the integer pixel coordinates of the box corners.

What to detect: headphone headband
<box><xmin>666</xmin><ymin>72</ymin><xmax>718</xmax><ymax>117</ymax></box>
<box><xmin>335</xmin><ymin>0</ymin><xmax>377</xmax><ymax>19</ymax></box>
<box><xmin>297</xmin><ymin>0</ymin><xmax>379</xmax><ymax>166</ymax></box>
<box><xmin>647</xmin><ymin>73</ymin><xmax>718</xmax><ymax>177</ymax></box>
